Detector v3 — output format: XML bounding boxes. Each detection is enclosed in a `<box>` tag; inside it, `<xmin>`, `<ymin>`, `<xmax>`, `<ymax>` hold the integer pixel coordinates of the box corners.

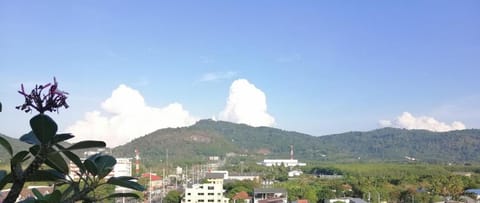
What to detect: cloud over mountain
<box><xmin>379</xmin><ymin>112</ymin><xmax>466</xmax><ymax>132</ymax></box>
<box><xmin>67</xmin><ymin>85</ymin><xmax>197</xmax><ymax>147</ymax></box>
<box><xmin>219</xmin><ymin>79</ymin><xmax>275</xmax><ymax>127</ymax></box>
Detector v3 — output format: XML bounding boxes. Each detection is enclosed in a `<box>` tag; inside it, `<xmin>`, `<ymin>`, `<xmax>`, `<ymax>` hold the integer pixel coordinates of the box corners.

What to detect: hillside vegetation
<box><xmin>113</xmin><ymin>119</ymin><xmax>480</xmax><ymax>165</ymax></box>
<box><xmin>3</xmin><ymin>120</ymin><xmax>480</xmax><ymax>166</ymax></box>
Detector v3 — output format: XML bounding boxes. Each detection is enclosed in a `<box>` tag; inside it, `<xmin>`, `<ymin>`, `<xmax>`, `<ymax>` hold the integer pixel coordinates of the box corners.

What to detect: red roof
<box><xmin>297</xmin><ymin>199</ymin><xmax>308</xmax><ymax>203</ymax></box>
<box><xmin>141</xmin><ymin>173</ymin><xmax>162</xmax><ymax>181</ymax></box>
<box><xmin>233</xmin><ymin>191</ymin><xmax>251</xmax><ymax>200</ymax></box>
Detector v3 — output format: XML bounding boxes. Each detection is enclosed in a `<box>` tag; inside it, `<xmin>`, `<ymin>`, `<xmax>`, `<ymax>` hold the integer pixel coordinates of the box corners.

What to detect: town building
<box><xmin>465</xmin><ymin>189</ymin><xmax>480</xmax><ymax>200</ymax></box>
<box><xmin>253</xmin><ymin>188</ymin><xmax>287</xmax><ymax>203</ymax></box>
<box><xmin>182</xmin><ymin>173</ymin><xmax>229</xmax><ymax>203</ymax></box>
<box><xmin>325</xmin><ymin>198</ymin><xmax>367</xmax><ymax>203</ymax></box>
<box><xmin>257</xmin><ymin>159</ymin><xmax>306</xmax><ymax>167</ymax></box>
<box><xmin>142</xmin><ymin>172</ymin><xmax>163</xmax><ymax>190</ymax></box>
<box><xmin>232</xmin><ymin>191</ymin><xmax>252</xmax><ymax>203</ymax></box>
<box><xmin>257</xmin><ymin>145</ymin><xmax>306</xmax><ymax>167</ymax></box>
<box><xmin>288</xmin><ymin>170</ymin><xmax>303</xmax><ymax>177</ymax></box>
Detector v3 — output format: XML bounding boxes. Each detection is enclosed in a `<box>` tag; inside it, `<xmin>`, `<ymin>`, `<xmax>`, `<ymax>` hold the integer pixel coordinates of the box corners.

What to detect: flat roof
<box><xmin>205</xmin><ymin>172</ymin><xmax>224</xmax><ymax>179</ymax></box>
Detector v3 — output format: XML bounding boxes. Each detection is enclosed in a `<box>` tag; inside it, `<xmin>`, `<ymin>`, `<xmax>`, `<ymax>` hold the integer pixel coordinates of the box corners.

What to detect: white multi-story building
<box><xmin>113</xmin><ymin>158</ymin><xmax>133</xmax><ymax>193</ymax></box>
<box><xmin>182</xmin><ymin>173</ymin><xmax>229</xmax><ymax>203</ymax></box>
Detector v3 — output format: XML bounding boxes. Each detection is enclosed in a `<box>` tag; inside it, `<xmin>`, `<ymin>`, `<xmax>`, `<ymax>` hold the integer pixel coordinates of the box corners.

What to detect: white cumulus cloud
<box><xmin>219</xmin><ymin>79</ymin><xmax>275</xmax><ymax>127</ymax></box>
<box><xmin>379</xmin><ymin>112</ymin><xmax>466</xmax><ymax>132</ymax></box>
<box><xmin>67</xmin><ymin>85</ymin><xmax>197</xmax><ymax>147</ymax></box>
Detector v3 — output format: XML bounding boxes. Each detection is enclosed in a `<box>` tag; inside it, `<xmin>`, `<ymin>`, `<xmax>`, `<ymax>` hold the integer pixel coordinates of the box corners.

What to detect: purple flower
<box><xmin>16</xmin><ymin>77</ymin><xmax>69</xmax><ymax>114</ymax></box>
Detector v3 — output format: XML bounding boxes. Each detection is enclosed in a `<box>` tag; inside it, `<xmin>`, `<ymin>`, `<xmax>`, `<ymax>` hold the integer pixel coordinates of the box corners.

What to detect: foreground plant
<box><xmin>0</xmin><ymin>78</ymin><xmax>144</xmax><ymax>202</ymax></box>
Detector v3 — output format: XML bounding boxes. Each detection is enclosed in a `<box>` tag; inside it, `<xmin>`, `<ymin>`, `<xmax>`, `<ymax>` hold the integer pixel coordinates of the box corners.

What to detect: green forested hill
<box><xmin>317</xmin><ymin>128</ymin><xmax>480</xmax><ymax>163</ymax></box>
<box><xmin>3</xmin><ymin>120</ymin><xmax>480</xmax><ymax>166</ymax></box>
<box><xmin>112</xmin><ymin>119</ymin><xmax>480</xmax><ymax>165</ymax></box>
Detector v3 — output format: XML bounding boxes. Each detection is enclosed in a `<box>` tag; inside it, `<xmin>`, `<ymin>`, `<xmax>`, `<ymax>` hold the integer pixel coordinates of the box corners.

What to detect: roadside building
<box><xmin>253</xmin><ymin>188</ymin><xmax>287</xmax><ymax>203</ymax></box>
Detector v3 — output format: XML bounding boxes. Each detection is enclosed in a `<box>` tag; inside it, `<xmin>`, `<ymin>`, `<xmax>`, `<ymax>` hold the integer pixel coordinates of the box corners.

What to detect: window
<box><xmin>217</xmin><ymin>200</ymin><xmax>221</xmax><ymax>202</ymax></box>
<box><xmin>187</xmin><ymin>200</ymin><xmax>191</xmax><ymax>202</ymax></box>
<box><xmin>208</xmin><ymin>186</ymin><xmax>214</xmax><ymax>190</ymax></box>
<box><xmin>199</xmin><ymin>200</ymin><xmax>204</xmax><ymax>202</ymax></box>
<box><xmin>198</xmin><ymin>193</ymin><xmax>204</xmax><ymax>196</ymax></box>
<box><xmin>208</xmin><ymin>193</ymin><xmax>214</xmax><ymax>196</ymax></box>
<box><xmin>200</xmin><ymin>186</ymin><xmax>204</xmax><ymax>189</ymax></box>
<box><xmin>208</xmin><ymin>200</ymin><xmax>214</xmax><ymax>202</ymax></box>
<box><xmin>187</xmin><ymin>193</ymin><xmax>191</xmax><ymax>196</ymax></box>
<box><xmin>217</xmin><ymin>193</ymin><xmax>221</xmax><ymax>196</ymax></box>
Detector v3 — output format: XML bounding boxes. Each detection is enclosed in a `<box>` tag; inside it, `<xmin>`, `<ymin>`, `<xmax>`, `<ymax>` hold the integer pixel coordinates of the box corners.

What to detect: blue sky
<box><xmin>1</xmin><ymin>1</ymin><xmax>479</xmax><ymax>144</ymax></box>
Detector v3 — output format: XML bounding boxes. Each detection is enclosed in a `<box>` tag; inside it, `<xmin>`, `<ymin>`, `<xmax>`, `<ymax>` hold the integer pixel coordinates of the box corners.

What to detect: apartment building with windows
<box><xmin>182</xmin><ymin>173</ymin><xmax>229</xmax><ymax>203</ymax></box>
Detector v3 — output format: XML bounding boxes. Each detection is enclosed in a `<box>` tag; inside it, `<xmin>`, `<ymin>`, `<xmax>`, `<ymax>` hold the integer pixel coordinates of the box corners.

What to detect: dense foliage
<box><xmin>222</xmin><ymin>163</ymin><xmax>480</xmax><ymax>203</ymax></box>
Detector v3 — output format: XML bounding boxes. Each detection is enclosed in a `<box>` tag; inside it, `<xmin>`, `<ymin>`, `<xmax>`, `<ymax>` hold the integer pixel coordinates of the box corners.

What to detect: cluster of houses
<box><xmin>182</xmin><ymin>172</ymin><xmax>289</xmax><ymax>203</ymax></box>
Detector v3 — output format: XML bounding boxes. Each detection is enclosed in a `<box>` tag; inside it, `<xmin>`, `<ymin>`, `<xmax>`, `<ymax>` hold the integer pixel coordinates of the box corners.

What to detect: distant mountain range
<box><xmin>112</xmin><ymin>119</ymin><xmax>480</xmax><ymax>165</ymax></box>
<box><xmin>2</xmin><ymin>119</ymin><xmax>480</xmax><ymax>165</ymax></box>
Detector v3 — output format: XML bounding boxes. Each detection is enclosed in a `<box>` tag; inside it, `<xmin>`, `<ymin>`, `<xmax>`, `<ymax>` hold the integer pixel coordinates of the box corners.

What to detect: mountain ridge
<box><xmin>2</xmin><ymin>120</ymin><xmax>480</xmax><ymax>165</ymax></box>
<box><xmin>112</xmin><ymin>119</ymin><xmax>480</xmax><ymax>165</ymax></box>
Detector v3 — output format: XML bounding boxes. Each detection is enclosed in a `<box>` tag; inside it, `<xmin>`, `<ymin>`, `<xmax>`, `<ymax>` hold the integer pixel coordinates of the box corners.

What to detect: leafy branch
<box><xmin>0</xmin><ymin>78</ymin><xmax>144</xmax><ymax>202</ymax></box>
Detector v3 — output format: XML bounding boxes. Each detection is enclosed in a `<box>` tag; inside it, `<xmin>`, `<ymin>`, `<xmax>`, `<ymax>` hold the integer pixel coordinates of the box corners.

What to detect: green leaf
<box><xmin>67</xmin><ymin>140</ymin><xmax>106</xmax><ymax>150</ymax></box>
<box><xmin>0</xmin><ymin>170</ymin><xmax>6</xmax><ymax>180</ymax></box>
<box><xmin>59</xmin><ymin>146</ymin><xmax>85</xmax><ymax>173</ymax></box>
<box><xmin>43</xmin><ymin>190</ymin><xmax>62</xmax><ymax>202</ymax></box>
<box><xmin>20</xmin><ymin>131</ymin><xmax>41</xmax><ymax>145</ymax></box>
<box><xmin>52</xmin><ymin>133</ymin><xmax>74</xmax><ymax>144</ymax></box>
<box><xmin>107</xmin><ymin>177</ymin><xmax>145</xmax><ymax>191</ymax></box>
<box><xmin>30</xmin><ymin>114</ymin><xmax>58</xmax><ymax>144</ymax></box>
<box><xmin>100</xmin><ymin>192</ymin><xmax>141</xmax><ymax>200</ymax></box>
<box><xmin>29</xmin><ymin>145</ymin><xmax>40</xmax><ymax>156</ymax></box>
<box><xmin>0</xmin><ymin>135</ymin><xmax>13</xmax><ymax>157</ymax></box>
<box><xmin>95</xmin><ymin>155</ymin><xmax>116</xmax><ymax>179</ymax></box>
<box><xmin>60</xmin><ymin>184</ymin><xmax>75</xmax><ymax>200</ymax></box>
<box><xmin>84</xmin><ymin>159</ymin><xmax>98</xmax><ymax>176</ymax></box>
<box><xmin>0</xmin><ymin>172</ymin><xmax>12</xmax><ymax>190</ymax></box>
<box><xmin>11</xmin><ymin>150</ymin><xmax>30</xmax><ymax>166</ymax></box>
<box><xmin>26</xmin><ymin>169</ymin><xmax>66</xmax><ymax>182</ymax></box>
<box><xmin>46</xmin><ymin>151</ymin><xmax>69</xmax><ymax>173</ymax></box>
<box><xmin>0</xmin><ymin>170</ymin><xmax>7</xmax><ymax>190</ymax></box>
<box><xmin>31</xmin><ymin>188</ymin><xmax>44</xmax><ymax>199</ymax></box>
<box><xmin>111</xmin><ymin>176</ymin><xmax>137</xmax><ymax>181</ymax></box>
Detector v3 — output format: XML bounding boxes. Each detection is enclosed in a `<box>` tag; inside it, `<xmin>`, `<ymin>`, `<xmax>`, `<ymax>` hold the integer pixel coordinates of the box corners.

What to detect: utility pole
<box><xmin>163</xmin><ymin>168</ymin><xmax>166</xmax><ymax>202</ymax></box>
<box><xmin>149</xmin><ymin>169</ymin><xmax>152</xmax><ymax>203</ymax></box>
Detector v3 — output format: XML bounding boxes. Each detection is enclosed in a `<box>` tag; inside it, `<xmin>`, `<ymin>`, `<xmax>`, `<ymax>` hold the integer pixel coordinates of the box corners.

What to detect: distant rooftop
<box><xmin>205</xmin><ymin>172</ymin><xmax>225</xmax><ymax>179</ymax></box>
<box><xmin>466</xmin><ymin>188</ymin><xmax>480</xmax><ymax>194</ymax></box>
<box><xmin>254</xmin><ymin>188</ymin><xmax>287</xmax><ymax>194</ymax></box>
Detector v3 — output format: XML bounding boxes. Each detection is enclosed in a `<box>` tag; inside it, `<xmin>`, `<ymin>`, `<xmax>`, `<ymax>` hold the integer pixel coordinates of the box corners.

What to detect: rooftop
<box><xmin>254</xmin><ymin>188</ymin><xmax>287</xmax><ymax>194</ymax></box>
<box><xmin>206</xmin><ymin>172</ymin><xmax>225</xmax><ymax>179</ymax></box>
